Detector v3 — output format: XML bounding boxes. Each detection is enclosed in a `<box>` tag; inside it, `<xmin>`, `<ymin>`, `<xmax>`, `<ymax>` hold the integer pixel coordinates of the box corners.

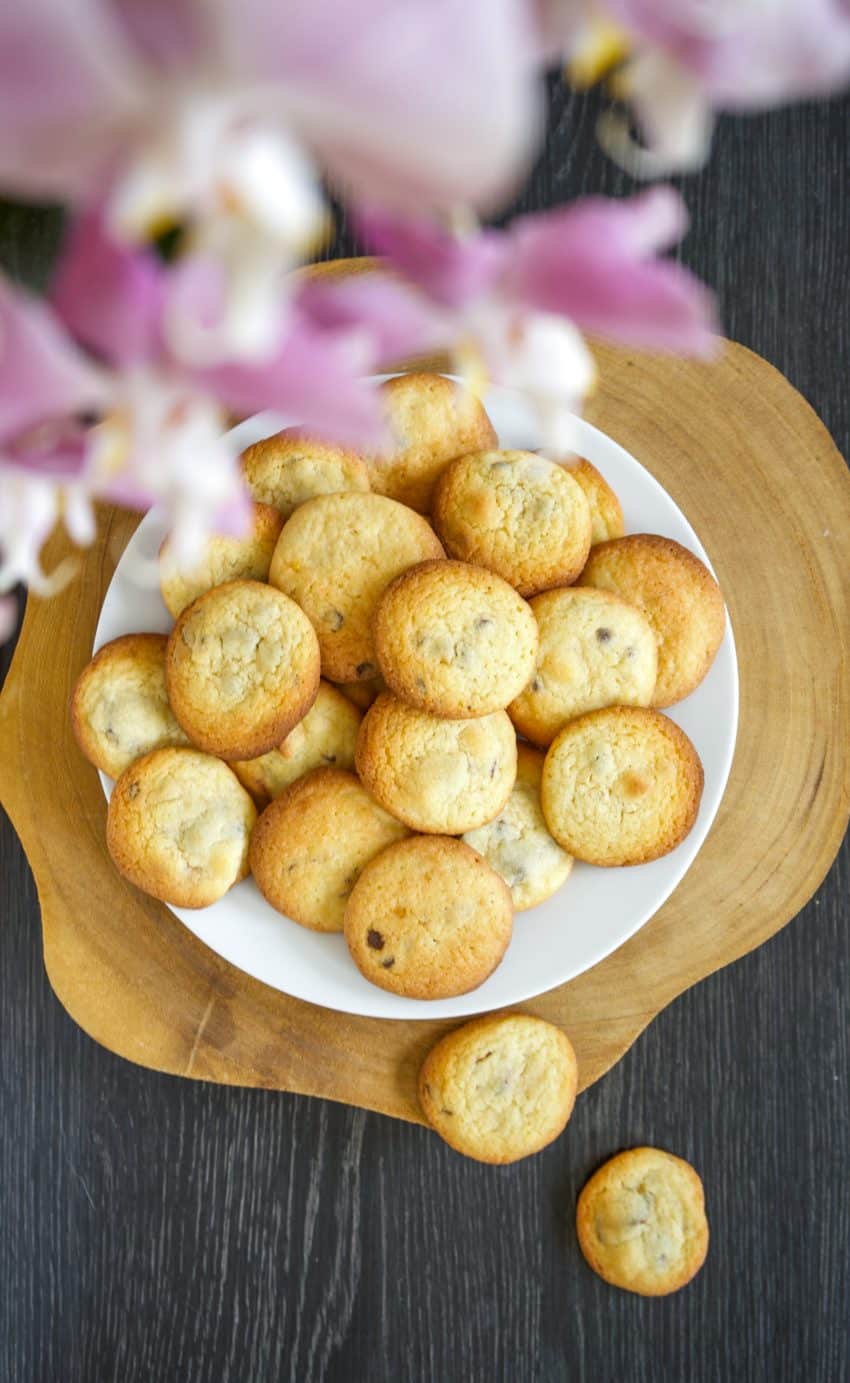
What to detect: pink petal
<box><xmin>508</xmin><ymin>189</ymin><xmax>718</xmax><ymax>355</ymax></box>
<box><xmin>51</xmin><ymin>207</ymin><xmax>165</xmax><ymax>367</ymax></box>
<box><xmin>111</xmin><ymin>0</ymin><xmax>204</xmax><ymax>67</ymax></box>
<box><xmin>217</xmin><ymin>0</ymin><xmax>542</xmax><ymax>212</ymax></box>
<box><xmin>0</xmin><ymin>276</ymin><xmax>107</xmax><ymax>449</ymax></box>
<box><xmin>297</xmin><ymin>273</ymin><xmax>450</xmax><ymax>362</ymax></box>
<box><xmin>354</xmin><ymin>209</ymin><xmax>508</xmax><ymax>308</ymax></box>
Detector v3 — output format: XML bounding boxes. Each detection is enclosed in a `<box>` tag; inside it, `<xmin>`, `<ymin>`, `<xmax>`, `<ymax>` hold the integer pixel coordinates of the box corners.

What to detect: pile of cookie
<box><xmin>71</xmin><ymin>371</ymin><xmax>725</xmax><ymax>1004</ymax></box>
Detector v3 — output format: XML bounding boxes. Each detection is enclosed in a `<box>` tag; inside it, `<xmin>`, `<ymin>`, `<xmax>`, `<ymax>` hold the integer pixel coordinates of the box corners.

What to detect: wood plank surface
<box><xmin>1</xmin><ymin>78</ymin><xmax>849</xmax><ymax>1382</ymax></box>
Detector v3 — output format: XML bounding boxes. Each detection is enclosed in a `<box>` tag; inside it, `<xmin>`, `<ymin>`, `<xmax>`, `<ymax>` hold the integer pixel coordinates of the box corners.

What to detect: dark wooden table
<box><xmin>2</xmin><ymin>80</ymin><xmax>849</xmax><ymax>1383</ymax></box>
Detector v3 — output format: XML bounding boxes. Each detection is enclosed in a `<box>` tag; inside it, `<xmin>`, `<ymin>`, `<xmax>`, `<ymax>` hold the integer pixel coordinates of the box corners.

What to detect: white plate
<box><xmin>95</xmin><ymin>381</ymin><xmax>738</xmax><ymax>1020</ymax></box>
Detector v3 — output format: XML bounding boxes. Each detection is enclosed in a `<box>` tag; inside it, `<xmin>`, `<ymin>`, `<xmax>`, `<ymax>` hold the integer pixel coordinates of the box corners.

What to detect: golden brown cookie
<box><xmin>158</xmin><ymin>502</ymin><xmax>283</xmax><ymax>618</ymax></box>
<box><xmin>336</xmin><ymin>676</ymin><xmax>385</xmax><ymax>711</ymax></box>
<box><xmin>240</xmin><ymin>428</ymin><xmax>370</xmax><ymax>517</ymax></box>
<box><xmin>419</xmin><ymin>1013</ymin><xmax>578</xmax><ymax>1162</ymax></box>
<box><xmin>432</xmin><ymin>449</ymin><xmax>592</xmax><ymax>595</ymax></box>
<box><xmin>106</xmin><ymin>747</ymin><xmax>256</xmax><ymax>907</ymax></box>
<box><xmin>579</xmin><ymin>535</ymin><xmax>725</xmax><ymax>706</ymax></box>
<box><xmin>355</xmin><ymin>692</ymin><xmax>517</xmax><ymax>834</ymax></box>
<box><xmin>165</xmin><ymin>579</ymin><xmax>320</xmax><ymax>760</ymax></box>
<box><xmin>463</xmin><ymin>744</ymin><xmax>573</xmax><ymax>910</ymax></box>
<box><xmin>369</xmin><ymin>372</ymin><xmax>497</xmax><ymax>513</ymax></box>
<box><xmin>343</xmin><ymin>836</ymin><xmax>513</xmax><ymax>998</ymax></box>
<box><xmin>231</xmin><ymin>680</ymin><xmax>361</xmax><ymax>804</ymax></box>
<box><xmin>576</xmin><ymin>1147</ymin><xmax>709</xmax><ymax>1295</ymax></box>
<box><xmin>374</xmin><ymin>559</ymin><xmax>539</xmax><ymax>718</ymax></box>
<box><xmin>509</xmin><ymin>587</ymin><xmax>657</xmax><ymax>748</ymax></box>
<box><xmin>71</xmin><ymin>633</ymin><xmax>189</xmax><ymax>778</ymax></box>
<box><xmin>566</xmin><ymin>457</ymin><xmax>624</xmax><ymax>545</ymax></box>
<box><xmin>541</xmin><ymin>705</ymin><xmax>703</xmax><ymax>866</ymax></box>
<box><xmin>268</xmin><ymin>492</ymin><xmax>444</xmax><ymax>682</ymax></box>
<box><xmin>249</xmin><ymin>767</ymin><xmax>409</xmax><ymax>932</ymax></box>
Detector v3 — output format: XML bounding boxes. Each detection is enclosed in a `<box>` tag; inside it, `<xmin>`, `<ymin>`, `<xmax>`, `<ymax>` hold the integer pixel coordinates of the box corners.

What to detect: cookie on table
<box><xmin>369</xmin><ymin>372</ymin><xmax>497</xmax><ymax>514</ymax></box>
<box><xmin>579</xmin><ymin>535</ymin><xmax>725</xmax><ymax>706</ymax></box>
<box><xmin>249</xmin><ymin>767</ymin><xmax>409</xmax><ymax>932</ymax></box>
<box><xmin>240</xmin><ymin>428</ymin><xmax>370</xmax><ymax>518</ymax></box>
<box><xmin>419</xmin><ymin>1013</ymin><xmax>578</xmax><ymax>1162</ymax></box>
<box><xmin>576</xmin><ymin>1147</ymin><xmax>709</xmax><ymax>1295</ymax></box>
<box><xmin>106</xmin><ymin>748</ymin><xmax>256</xmax><ymax>908</ymax></box>
<box><xmin>71</xmin><ymin>633</ymin><xmax>189</xmax><ymax>778</ymax></box>
<box><xmin>565</xmin><ymin>457</ymin><xmax>624</xmax><ymax>545</ymax></box>
<box><xmin>432</xmin><ymin>450</ymin><xmax>592</xmax><ymax>596</ymax></box>
<box><xmin>232</xmin><ymin>680</ymin><xmax>361</xmax><ymax>804</ymax></box>
<box><xmin>158</xmin><ymin>502</ymin><xmax>283</xmax><ymax>618</ymax></box>
<box><xmin>344</xmin><ymin>836</ymin><xmax>513</xmax><ymax>998</ymax></box>
<box><xmin>355</xmin><ymin>692</ymin><xmax>517</xmax><ymax>834</ymax></box>
<box><xmin>541</xmin><ymin>705</ymin><xmax>703</xmax><ymax>866</ymax></box>
<box><xmin>509</xmin><ymin>587</ymin><xmax>657</xmax><ymax>748</ymax></box>
<box><xmin>463</xmin><ymin>744</ymin><xmax>572</xmax><ymax>910</ymax></box>
<box><xmin>374</xmin><ymin>559</ymin><xmax>539</xmax><ymax>718</ymax></box>
<box><xmin>165</xmin><ymin>579</ymin><xmax>320</xmax><ymax>760</ymax></box>
<box><xmin>268</xmin><ymin>492</ymin><xmax>444</xmax><ymax>683</ymax></box>
<box><xmin>336</xmin><ymin>676</ymin><xmax>385</xmax><ymax>712</ymax></box>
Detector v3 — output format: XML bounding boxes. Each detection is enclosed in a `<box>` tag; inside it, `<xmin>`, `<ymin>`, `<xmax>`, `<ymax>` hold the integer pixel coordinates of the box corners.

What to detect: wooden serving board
<box><xmin>2</xmin><ymin>289</ymin><xmax>849</xmax><ymax>1123</ymax></box>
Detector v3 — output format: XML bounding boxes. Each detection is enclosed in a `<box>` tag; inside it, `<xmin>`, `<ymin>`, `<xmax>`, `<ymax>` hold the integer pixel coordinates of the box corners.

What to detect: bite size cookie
<box><xmin>71</xmin><ymin>633</ymin><xmax>189</xmax><ymax>778</ymax></box>
<box><xmin>576</xmin><ymin>1147</ymin><xmax>709</xmax><ymax>1295</ymax></box>
<box><xmin>432</xmin><ymin>450</ymin><xmax>592</xmax><ymax>596</ymax></box>
<box><xmin>249</xmin><ymin>768</ymin><xmax>409</xmax><ymax>932</ymax></box>
<box><xmin>541</xmin><ymin>706</ymin><xmax>703</xmax><ymax>866</ymax></box>
<box><xmin>463</xmin><ymin>744</ymin><xmax>572</xmax><ymax>910</ymax></box>
<box><xmin>336</xmin><ymin>676</ymin><xmax>385</xmax><ymax>712</ymax></box>
<box><xmin>268</xmin><ymin>492</ymin><xmax>444</xmax><ymax>682</ymax></box>
<box><xmin>106</xmin><ymin>748</ymin><xmax>256</xmax><ymax>908</ymax></box>
<box><xmin>355</xmin><ymin>693</ymin><xmax>517</xmax><ymax>834</ymax></box>
<box><xmin>165</xmin><ymin>579</ymin><xmax>320</xmax><ymax>760</ymax></box>
<box><xmin>231</xmin><ymin>680</ymin><xmax>361</xmax><ymax>804</ymax></box>
<box><xmin>565</xmin><ymin>458</ymin><xmax>624</xmax><ymax>545</ymax></box>
<box><xmin>369</xmin><ymin>372</ymin><xmax>497</xmax><ymax>513</ymax></box>
<box><xmin>374</xmin><ymin>559</ymin><xmax>539</xmax><ymax>718</ymax></box>
<box><xmin>579</xmin><ymin>535</ymin><xmax>725</xmax><ymax>706</ymax></box>
<box><xmin>344</xmin><ymin>836</ymin><xmax>513</xmax><ymax>998</ymax></box>
<box><xmin>240</xmin><ymin>428</ymin><xmax>370</xmax><ymax>517</ymax></box>
<box><xmin>158</xmin><ymin>502</ymin><xmax>283</xmax><ymax>618</ymax></box>
<box><xmin>509</xmin><ymin>587</ymin><xmax>657</xmax><ymax>748</ymax></box>
<box><xmin>419</xmin><ymin>1013</ymin><xmax>578</xmax><ymax>1162</ymax></box>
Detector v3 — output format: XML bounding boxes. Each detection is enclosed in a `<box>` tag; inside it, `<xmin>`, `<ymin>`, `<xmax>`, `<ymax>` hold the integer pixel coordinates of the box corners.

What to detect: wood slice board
<box><xmin>2</xmin><ymin>315</ymin><xmax>849</xmax><ymax>1124</ymax></box>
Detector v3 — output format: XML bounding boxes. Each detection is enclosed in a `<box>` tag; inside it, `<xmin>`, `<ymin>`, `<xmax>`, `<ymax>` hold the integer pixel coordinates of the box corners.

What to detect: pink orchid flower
<box><xmin>310</xmin><ymin>190</ymin><xmax>717</xmax><ymax>454</ymax></box>
<box><xmin>538</xmin><ymin>0</ymin><xmax>850</xmax><ymax>174</ymax></box>
<box><xmin>0</xmin><ymin>0</ymin><xmax>540</xmax><ymax>359</ymax></box>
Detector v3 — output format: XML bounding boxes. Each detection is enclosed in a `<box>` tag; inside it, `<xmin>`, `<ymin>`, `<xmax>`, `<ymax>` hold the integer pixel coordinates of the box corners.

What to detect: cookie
<box><xmin>71</xmin><ymin>633</ymin><xmax>189</xmax><ymax>778</ymax></box>
<box><xmin>576</xmin><ymin>1147</ymin><xmax>709</xmax><ymax>1295</ymax></box>
<box><xmin>432</xmin><ymin>450</ymin><xmax>592</xmax><ymax>596</ymax></box>
<box><xmin>579</xmin><ymin>535</ymin><xmax>725</xmax><ymax>706</ymax></box>
<box><xmin>463</xmin><ymin>744</ymin><xmax>573</xmax><ymax>910</ymax></box>
<box><xmin>336</xmin><ymin>676</ymin><xmax>385</xmax><ymax>711</ymax></box>
<box><xmin>165</xmin><ymin>579</ymin><xmax>320</xmax><ymax>760</ymax></box>
<box><xmin>158</xmin><ymin>502</ymin><xmax>283</xmax><ymax>618</ymax></box>
<box><xmin>419</xmin><ymin>1013</ymin><xmax>578</xmax><ymax>1162</ymax></box>
<box><xmin>355</xmin><ymin>692</ymin><xmax>517</xmax><ymax>834</ymax></box>
<box><xmin>374</xmin><ymin>559</ymin><xmax>539</xmax><ymax>718</ymax></box>
<box><xmin>343</xmin><ymin>836</ymin><xmax>513</xmax><ymax>998</ymax></box>
<box><xmin>232</xmin><ymin>680</ymin><xmax>361</xmax><ymax>804</ymax></box>
<box><xmin>369</xmin><ymin>372</ymin><xmax>497</xmax><ymax>513</ymax></box>
<box><xmin>249</xmin><ymin>767</ymin><xmax>409</xmax><ymax>932</ymax></box>
<box><xmin>541</xmin><ymin>705</ymin><xmax>703</xmax><ymax>866</ymax></box>
<box><xmin>269</xmin><ymin>492</ymin><xmax>444</xmax><ymax>683</ymax></box>
<box><xmin>509</xmin><ymin>587</ymin><xmax>657</xmax><ymax>748</ymax></box>
<box><xmin>240</xmin><ymin>427</ymin><xmax>370</xmax><ymax>518</ymax></box>
<box><xmin>566</xmin><ymin>458</ymin><xmax>624</xmax><ymax>545</ymax></box>
<box><xmin>106</xmin><ymin>747</ymin><xmax>256</xmax><ymax>907</ymax></box>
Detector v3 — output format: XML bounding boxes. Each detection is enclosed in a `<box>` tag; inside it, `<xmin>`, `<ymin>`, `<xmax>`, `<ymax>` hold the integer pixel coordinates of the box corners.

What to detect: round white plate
<box><xmin>95</xmin><ymin>381</ymin><xmax>738</xmax><ymax>1020</ymax></box>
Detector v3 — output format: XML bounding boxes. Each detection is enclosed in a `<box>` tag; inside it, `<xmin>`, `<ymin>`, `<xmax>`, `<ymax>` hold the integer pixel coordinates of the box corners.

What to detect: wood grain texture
<box><xmin>1</xmin><ymin>326</ymin><xmax>848</xmax><ymax>1125</ymax></box>
<box><xmin>1</xmin><ymin>79</ymin><xmax>849</xmax><ymax>1383</ymax></box>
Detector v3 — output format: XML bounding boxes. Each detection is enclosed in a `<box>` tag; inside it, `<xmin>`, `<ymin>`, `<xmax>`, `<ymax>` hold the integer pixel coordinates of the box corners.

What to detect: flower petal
<box><xmin>355</xmin><ymin>209</ymin><xmax>508</xmax><ymax>309</ymax></box>
<box><xmin>297</xmin><ymin>272</ymin><xmax>450</xmax><ymax>364</ymax></box>
<box><xmin>51</xmin><ymin>208</ymin><xmax>166</xmax><ymax>368</ymax></box>
<box><xmin>509</xmin><ymin>189</ymin><xmax>718</xmax><ymax>354</ymax></box>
